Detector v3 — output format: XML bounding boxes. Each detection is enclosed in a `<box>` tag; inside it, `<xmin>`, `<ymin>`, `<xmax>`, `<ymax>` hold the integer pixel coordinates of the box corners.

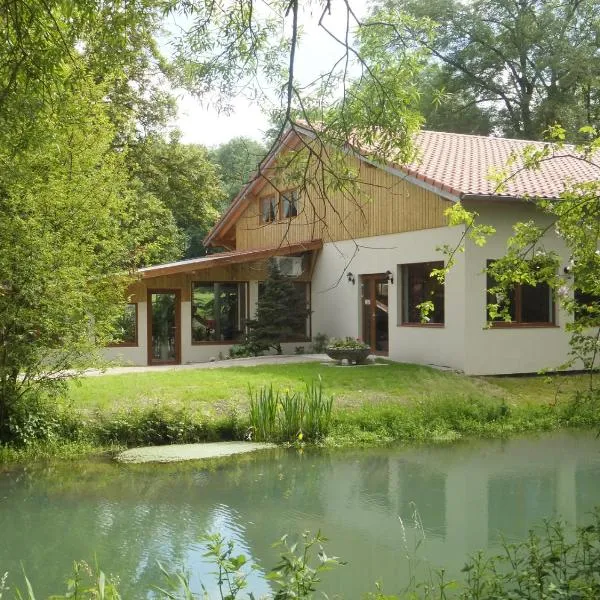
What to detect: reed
<box><xmin>248</xmin><ymin>379</ymin><xmax>334</xmax><ymax>443</ymax></box>
<box><xmin>248</xmin><ymin>384</ymin><xmax>278</xmax><ymax>441</ymax></box>
<box><xmin>303</xmin><ymin>378</ymin><xmax>334</xmax><ymax>441</ymax></box>
<box><xmin>279</xmin><ymin>390</ymin><xmax>305</xmax><ymax>441</ymax></box>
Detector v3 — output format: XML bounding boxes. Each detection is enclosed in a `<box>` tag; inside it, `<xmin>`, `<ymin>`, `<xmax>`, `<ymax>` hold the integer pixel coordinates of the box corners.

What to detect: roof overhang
<box><xmin>138</xmin><ymin>239</ymin><xmax>323</xmax><ymax>279</ymax></box>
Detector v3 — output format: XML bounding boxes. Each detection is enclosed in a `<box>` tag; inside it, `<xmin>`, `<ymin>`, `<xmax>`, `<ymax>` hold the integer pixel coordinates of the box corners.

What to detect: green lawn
<box><xmin>66</xmin><ymin>361</ymin><xmax>591</xmax><ymax>416</ymax></box>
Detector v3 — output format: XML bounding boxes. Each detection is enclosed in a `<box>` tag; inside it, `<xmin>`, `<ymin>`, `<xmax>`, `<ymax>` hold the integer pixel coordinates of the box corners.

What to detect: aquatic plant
<box><xmin>248</xmin><ymin>384</ymin><xmax>279</xmax><ymax>442</ymax></box>
<box><xmin>248</xmin><ymin>379</ymin><xmax>334</xmax><ymax>443</ymax></box>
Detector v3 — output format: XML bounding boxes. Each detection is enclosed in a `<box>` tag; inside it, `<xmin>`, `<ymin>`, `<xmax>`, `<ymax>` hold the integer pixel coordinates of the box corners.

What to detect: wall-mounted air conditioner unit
<box><xmin>272</xmin><ymin>256</ymin><xmax>304</xmax><ymax>277</ymax></box>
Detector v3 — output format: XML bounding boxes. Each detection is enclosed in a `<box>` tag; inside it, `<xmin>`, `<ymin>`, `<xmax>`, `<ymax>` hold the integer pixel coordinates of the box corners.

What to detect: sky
<box><xmin>168</xmin><ymin>0</ymin><xmax>369</xmax><ymax>148</ymax></box>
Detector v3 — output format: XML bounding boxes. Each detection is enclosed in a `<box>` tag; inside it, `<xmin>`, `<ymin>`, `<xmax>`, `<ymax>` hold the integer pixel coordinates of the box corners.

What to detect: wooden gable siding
<box><xmin>127</xmin><ymin>259</ymin><xmax>311</xmax><ymax>302</ymax></box>
<box><xmin>234</xmin><ymin>156</ymin><xmax>451</xmax><ymax>250</ymax></box>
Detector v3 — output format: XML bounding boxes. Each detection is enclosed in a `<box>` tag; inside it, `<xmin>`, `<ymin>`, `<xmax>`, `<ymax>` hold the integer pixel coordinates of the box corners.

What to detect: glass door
<box><xmin>361</xmin><ymin>275</ymin><xmax>389</xmax><ymax>355</ymax></box>
<box><xmin>148</xmin><ymin>290</ymin><xmax>181</xmax><ymax>365</ymax></box>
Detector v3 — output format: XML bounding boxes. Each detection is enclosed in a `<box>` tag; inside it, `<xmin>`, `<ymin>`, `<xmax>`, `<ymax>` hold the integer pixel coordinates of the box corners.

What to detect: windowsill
<box><xmin>192</xmin><ymin>340</ymin><xmax>244</xmax><ymax>346</ymax></box>
<box><xmin>486</xmin><ymin>322</ymin><xmax>558</xmax><ymax>329</ymax></box>
<box><xmin>260</xmin><ymin>217</ymin><xmax>298</xmax><ymax>225</ymax></box>
<box><xmin>399</xmin><ymin>323</ymin><xmax>444</xmax><ymax>328</ymax></box>
<box><xmin>192</xmin><ymin>337</ymin><xmax>310</xmax><ymax>346</ymax></box>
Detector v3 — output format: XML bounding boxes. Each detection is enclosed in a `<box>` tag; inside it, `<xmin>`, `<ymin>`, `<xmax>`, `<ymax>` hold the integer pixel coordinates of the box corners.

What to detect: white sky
<box><xmin>169</xmin><ymin>0</ymin><xmax>369</xmax><ymax>147</ymax></box>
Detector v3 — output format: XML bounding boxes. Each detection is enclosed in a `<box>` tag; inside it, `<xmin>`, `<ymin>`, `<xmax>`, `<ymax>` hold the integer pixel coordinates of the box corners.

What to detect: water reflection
<box><xmin>0</xmin><ymin>431</ymin><xmax>599</xmax><ymax>598</ymax></box>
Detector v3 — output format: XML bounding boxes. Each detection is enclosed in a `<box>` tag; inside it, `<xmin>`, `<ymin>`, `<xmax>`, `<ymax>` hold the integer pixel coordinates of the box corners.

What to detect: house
<box><xmin>103</xmin><ymin>124</ymin><xmax>599</xmax><ymax>375</ymax></box>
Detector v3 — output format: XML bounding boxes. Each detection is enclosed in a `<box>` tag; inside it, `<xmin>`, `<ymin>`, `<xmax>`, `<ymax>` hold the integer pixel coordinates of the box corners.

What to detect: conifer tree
<box><xmin>247</xmin><ymin>260</ymin><xmax>310</xmax><ymax>354</ymax></box>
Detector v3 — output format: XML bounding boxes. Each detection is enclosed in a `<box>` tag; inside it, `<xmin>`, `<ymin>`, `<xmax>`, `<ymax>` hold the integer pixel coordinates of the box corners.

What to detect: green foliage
<box><xmin>128</xmin><ymin>134</ymin><xmax>225</xmax><ymax>259</ymax></box>
<box><xmin>370</xmin><ymin>0</ymin><xmax>600</xmax><ymax>139</ymax></box>
<box><xmin>0</xmin><ymin>0</ymin><xmax>182</xmax><ymax>442</ymax></box>
<box><xmin>326</xmin><ymin>337</ymin><xmax>370</xmax><ymax>350</ymax></box>
<box><xmin>249</xmin><ymin>385</ymin><xmax>279</xmax><ymax>442</ymax></box>
<box><xmin>248</xmin><ymin>379</ymin><xmax>333</xmax><ymax>443</ymax></box>
<box><xmin>208</xmin><ymin>137</ymin><xmax>267</xmax><ymax>205</ymax></box>
<box><xmin>6</xmin><ymin>514</ymin><xmax>600</xmax><ymax>598</ymax></box>
<box><xmin>245</xmin><ymin>261</ymin><xmax>310</xmax><ymax>355</ymax></box>
<box><xmin>311</xmin><ymin>333</ymin><xmax>329</xmax><ymax>354</ymax></box>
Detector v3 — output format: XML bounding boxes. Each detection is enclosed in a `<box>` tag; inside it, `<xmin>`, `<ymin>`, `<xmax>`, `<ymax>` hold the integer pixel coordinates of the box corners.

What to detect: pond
<box><xmin>1</xmin><ymin>430</ymin><xmax>599</xmax><ymax>598</ymax></box>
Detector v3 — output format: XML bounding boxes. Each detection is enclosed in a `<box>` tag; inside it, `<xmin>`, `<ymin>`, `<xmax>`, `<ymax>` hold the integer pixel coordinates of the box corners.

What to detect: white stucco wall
<box><xmin>462</xmin><ymin>201</ymin><xmax>572</xmax><ymax>375</ymax></box>
<box><xmin>101</xmin><ymin>283</ymin><xmax>303</xmax><ymax>366</ymax></box>
<box><xmin>310</xmin><ymin>227</ymin><xmax>467</xmax><ymax>371</ymax></box>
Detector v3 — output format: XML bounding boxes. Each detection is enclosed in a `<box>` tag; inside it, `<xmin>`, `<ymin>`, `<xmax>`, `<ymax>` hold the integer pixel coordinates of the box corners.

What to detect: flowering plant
<box><xmin>326</xmin><ymin>337</ymin><xmax>370</xmax><ymax>350</ymax></box>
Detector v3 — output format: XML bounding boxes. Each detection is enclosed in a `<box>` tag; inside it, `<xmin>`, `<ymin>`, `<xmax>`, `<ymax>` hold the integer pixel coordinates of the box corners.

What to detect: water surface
<box><xmin>1</xmin><ymin>430</ymin><xmax>599</xmax><ymax>598</ymax></box>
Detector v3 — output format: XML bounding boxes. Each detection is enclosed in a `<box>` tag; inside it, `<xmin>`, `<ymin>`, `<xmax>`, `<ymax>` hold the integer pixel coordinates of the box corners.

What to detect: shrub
<box><xmin>312</xmin><ymin>332</ymin><xmax>329</xmax><ymax>353</ymax></box>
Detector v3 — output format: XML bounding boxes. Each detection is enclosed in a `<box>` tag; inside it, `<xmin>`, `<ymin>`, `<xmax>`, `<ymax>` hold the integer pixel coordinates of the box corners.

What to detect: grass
<box><xmin>68</xmin><ymin>361</ymin><xmax>514</xmax><ymax>415</ymax></box>
<box><xmin>1</xmin><ymin>362</ymin><xmax>596</xmax><ymax>462</ymax></box>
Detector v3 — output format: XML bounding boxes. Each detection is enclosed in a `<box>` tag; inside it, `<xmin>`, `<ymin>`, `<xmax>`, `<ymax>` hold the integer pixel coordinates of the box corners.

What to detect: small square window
<box><xmin>260</xmin><ymin>196</ymin><xmax>277</xmax><ymax>223</ymax></box>
<box><xmin>281</xmin><ymin>189</ymin><xmax>299</xmax><ymax>218</ymax></box>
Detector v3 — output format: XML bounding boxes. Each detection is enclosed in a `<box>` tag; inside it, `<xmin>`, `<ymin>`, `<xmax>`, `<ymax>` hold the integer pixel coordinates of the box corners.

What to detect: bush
<box><xmin>312</xmin><ymin>332</ymin><xmax>329</xmax><ymax>353</ymax></box>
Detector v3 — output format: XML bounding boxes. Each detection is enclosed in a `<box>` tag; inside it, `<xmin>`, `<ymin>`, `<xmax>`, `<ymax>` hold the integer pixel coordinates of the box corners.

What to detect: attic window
<box><xmin>260</xmin><ymin>196</ymin><xmax>277</xmax><ymax>223</ymax></box>
<box><xmin>281</xmin><ymin>189</ymin><xmax>299</xmax><ymax>218</ymax></box>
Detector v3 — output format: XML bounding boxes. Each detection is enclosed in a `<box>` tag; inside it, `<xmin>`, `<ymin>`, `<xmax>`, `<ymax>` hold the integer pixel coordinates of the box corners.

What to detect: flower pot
<box><xmin>325</xmin><ymin>347</ymin><xmax>371</xmax><ymax>365</ymax></box>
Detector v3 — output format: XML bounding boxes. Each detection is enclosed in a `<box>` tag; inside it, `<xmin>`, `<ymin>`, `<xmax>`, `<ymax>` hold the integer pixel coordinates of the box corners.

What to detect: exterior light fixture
<box><xmin>347</xmin><ymin>272</ymin><xmax>356</xmax><ymax>285</ymax></box>
<box><xmin>385</xmin><ymin>270</ymin><xmax>394</xmax><ymax>284</ymax></box>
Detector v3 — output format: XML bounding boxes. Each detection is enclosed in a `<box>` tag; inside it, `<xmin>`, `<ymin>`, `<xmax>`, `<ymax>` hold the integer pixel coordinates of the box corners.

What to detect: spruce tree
<box><xmin>247</xmin><ymin>260</ymin><xmax>310</xmax><ymax>354</ymax></box>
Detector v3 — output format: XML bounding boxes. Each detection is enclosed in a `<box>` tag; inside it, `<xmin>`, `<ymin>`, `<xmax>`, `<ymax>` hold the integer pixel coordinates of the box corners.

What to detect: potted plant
<box><xmin>325</xmin><ymin>337</ymin><xmax>371</xmax><ymax>365</ymax></box>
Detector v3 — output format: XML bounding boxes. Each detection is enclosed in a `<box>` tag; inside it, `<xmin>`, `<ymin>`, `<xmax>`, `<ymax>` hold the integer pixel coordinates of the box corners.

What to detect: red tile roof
<box><xmin>204</xmin><ymin>126</ymin><xmax>599</xmax><ymax>247</ymax></box>
<box><xmin>138</xmin><ymin>239</ymin><xmax>322</xmax><ymax>278</ymax></box>
<box><xmin>390</xmin><ymin>130</ymin><xmax>598</xmax><ymax>200</ymax></box>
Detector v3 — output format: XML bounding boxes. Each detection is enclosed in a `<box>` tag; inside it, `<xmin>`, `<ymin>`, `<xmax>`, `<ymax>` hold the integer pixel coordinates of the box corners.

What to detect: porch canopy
<box><xmin>138</xmin><ymin>239</ymin><xmax>323</xmax><ymax>279</ymax></box>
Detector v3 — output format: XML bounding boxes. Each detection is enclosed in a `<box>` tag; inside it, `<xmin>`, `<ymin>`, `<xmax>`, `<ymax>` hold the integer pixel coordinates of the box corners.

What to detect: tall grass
<box><xmin>249</xmin><ymin>385</ymin><xmax>279</xmax><ymax>442</ymax></box>
<box><xmin>248</xmin><ymin>379</ymin><xmax>334</xmax><ymax>442</ymax></box>
<box><xmin>303</xmin><ymin>379</ymin><xmax>333</xmax><ymax>440</ymax></box>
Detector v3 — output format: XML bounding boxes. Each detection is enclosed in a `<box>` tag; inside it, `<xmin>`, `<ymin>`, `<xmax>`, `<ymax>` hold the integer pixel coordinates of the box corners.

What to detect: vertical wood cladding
<box><xmin>234</xmin><ymin>156</ymin><xmax>451</xmax><ymax>250</ymax></box>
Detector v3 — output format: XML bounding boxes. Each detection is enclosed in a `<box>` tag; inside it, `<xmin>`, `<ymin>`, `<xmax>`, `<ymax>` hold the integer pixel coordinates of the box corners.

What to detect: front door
<box><xmin>148</xmin><ymin>290</ymin><xmax>181</xmax><ymax>365</ymax></box>
<box><xmin>361</xmin><ymin>275</ymin><xmax>389</xmax><ymax>355</ymax></box>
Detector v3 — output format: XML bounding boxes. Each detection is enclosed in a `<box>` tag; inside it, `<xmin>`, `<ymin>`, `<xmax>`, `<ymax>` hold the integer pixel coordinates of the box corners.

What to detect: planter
<box><xmin>325</xmin><ymin>347</ymin><xmax>371</xmax><ymax>365</ymax></box>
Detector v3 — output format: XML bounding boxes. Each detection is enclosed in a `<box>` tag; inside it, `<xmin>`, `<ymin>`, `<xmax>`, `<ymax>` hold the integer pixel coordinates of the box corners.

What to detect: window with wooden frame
<box><xmin>280</xmin><ymin>189</ymin><xmax>299</xmax><ymax>218</ymax></box>
<box><xmin>573</xmin><ymin>287</ymin><xmax>600</xmax><ymax>322</ymax></box>
<box><xmin>191</xmin><ymin>282</ymin><xmax>248</xmax><ymax>343</ymax></box>
<box><xmin>109</xmin><ymin>303</ymin><xmax>138</xmax><ymax>346</ymax></box>
<box><xmin>401</xmin><ymin>262</ymin><xmax>445</xmax><ymax>325</ymax></box>
<box><xmin>260</xmin><ymin>195</ymin><xmax>277</xmax><ymax>223</ymax></box>
<box><xmin>486</xmin><ymin>260</ymin><xmax>555</xmax><ymax>326</ymax></box>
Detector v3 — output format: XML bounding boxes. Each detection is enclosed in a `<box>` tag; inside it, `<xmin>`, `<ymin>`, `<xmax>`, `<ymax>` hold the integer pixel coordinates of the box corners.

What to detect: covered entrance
<box><xmin>148</xmin><ymin>290</ymin><xmax>181</xmax><ymax>365</ymax></box>
<box><xmin>361</xmin><ymin>274</ymin><xmax>389</xmax><ymax>355</ymax></box>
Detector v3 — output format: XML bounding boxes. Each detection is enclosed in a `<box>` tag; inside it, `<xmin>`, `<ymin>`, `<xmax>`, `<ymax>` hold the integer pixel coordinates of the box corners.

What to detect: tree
<box><xmin>128</xmin><ymin>134</ymin><xmax>225</xmax><ymax>259</ymax></box>
<box><xmin>369</xmin><ymin>0</ymin><xmax>600</xmax><ymax>140</ymax></box>
<box><xmin>0</xmin><ymin>0</ymin><xmax>183</xmax><ymax>442</ymax></box>
<box><xmin>209</xmin><ymin>137</ymin><xmax>266</xmax><ymax>206</ymax></box>
<box><xmin>246</xmin><ymin>261</ymin><xmax>310</xmax><ymax>355</ymax></box>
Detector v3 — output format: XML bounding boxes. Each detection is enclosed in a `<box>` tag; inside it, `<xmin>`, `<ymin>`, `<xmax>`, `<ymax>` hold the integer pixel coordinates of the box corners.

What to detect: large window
<box><xmin>192</xmin><ymin>282</ymin><xmax>248</xmax><ymax>343</ymax></box>
<box><xmin>486</xmin><ymin>261</ymin><xmax>554</xmax><ymax>326</ymax></box>
<box><xmin>401</xmin><ymin>262</ymin><xmax>445</xmax><ymax>325</ymax></box>
<box><xmin>110</xmin><ymin>303</ymin><xmax>137</xmax><ymax>346</ymax></box>
<box><xmin>257</xmin><ymin>281</ymin><xmax>311</xmax><ymax>340</ymax></box>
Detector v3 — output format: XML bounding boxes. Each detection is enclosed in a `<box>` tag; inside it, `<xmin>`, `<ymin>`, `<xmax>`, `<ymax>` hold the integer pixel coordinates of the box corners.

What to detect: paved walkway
<box><xmin>83</xmin><ymin>354</ymin><xmax>334</xmax><ymax>377</ymax></box>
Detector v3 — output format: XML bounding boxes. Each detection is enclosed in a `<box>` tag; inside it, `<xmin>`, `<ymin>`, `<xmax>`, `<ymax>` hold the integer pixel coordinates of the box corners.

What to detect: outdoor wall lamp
<box><xmin>347</xmin><ymin>272</ymin><xmax>356</xmax><ymax>285</ymax></box>
<box><xmin>385</xmin><ymin>270</ymin><xmax>394</xmax><ymax>284</ymax></box>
